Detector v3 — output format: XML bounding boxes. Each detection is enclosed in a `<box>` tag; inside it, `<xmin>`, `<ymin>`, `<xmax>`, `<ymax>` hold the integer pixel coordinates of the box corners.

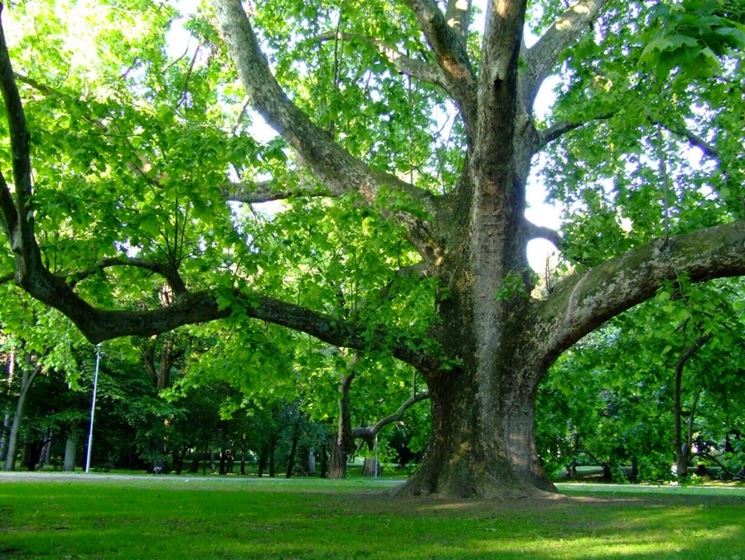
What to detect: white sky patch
<box><xmin>526</xmin><ymin>73</ymin><xmax>563</xmax><ymax>272</ymax></box>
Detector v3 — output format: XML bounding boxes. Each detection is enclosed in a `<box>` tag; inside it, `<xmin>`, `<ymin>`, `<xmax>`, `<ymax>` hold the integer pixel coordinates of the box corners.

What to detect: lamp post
<box><xmin>84</xmin><ymin>344</ymin><xmax>102</xmax><ymax>474</ymax></box>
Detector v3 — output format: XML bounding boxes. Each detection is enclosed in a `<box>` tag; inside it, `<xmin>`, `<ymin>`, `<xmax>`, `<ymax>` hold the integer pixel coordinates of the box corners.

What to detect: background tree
<box><xmin>537</xmin><ymin>278</ymin><xmax>745</xmax><ymax>482</ymax></box>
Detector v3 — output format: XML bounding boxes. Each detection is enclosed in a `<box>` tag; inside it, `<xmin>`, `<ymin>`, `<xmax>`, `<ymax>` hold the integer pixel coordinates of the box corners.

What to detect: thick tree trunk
<box><xmin>328</xmin><ymin>433</ymin><xmax>347</xmax><ymax>479</ymax></box>
<box><xmin>396</xmin><ymin>358</ymin><xmax>553</xmax><ymax>498</ymax></box>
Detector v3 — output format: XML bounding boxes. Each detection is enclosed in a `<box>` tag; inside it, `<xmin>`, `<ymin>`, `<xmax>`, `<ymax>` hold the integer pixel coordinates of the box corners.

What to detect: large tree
<box><xmin>0</xmin><ymin>0</ymin><xmax>743</xmax><ymax>497</ymax></box>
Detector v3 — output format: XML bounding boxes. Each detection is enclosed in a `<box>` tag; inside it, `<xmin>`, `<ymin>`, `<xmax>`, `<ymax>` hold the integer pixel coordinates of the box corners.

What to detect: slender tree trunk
<box><xmin>319</xmin><ymin>441</ymin><xmax>328</xmax><ymax>478</ymax></box>
<box><xmin>0</xmin><ymin>409</ymin><xmax>10</xmax><ymax>463</ymax></box>
<box><xmin>268</xmin><ymin>438</ymin><xmax>276</xmax><ymax>477</ymax></box>
<box><xmin>285</xmin><ymin>419</ymin><xmax>300</xmax><ymax>478</ymax></box>
<box><xmin>0</xmin><ymin>352</ymin><xmax>16</xmax><ymax>464</ymax></box>
<box><xmin>629</xmin><ymin>457</ymin><xmax>639</xmax><ymax>482</ymax></box>
<box><xmin>362</xmin><ymin>457</ymin><xmax>380</xmax><ymax>477</ymax></box>
<box><xmin>329</xmin><ymin>367</ymin><xmax>356</xmax><ymax>479</ymax></box>
<box><xmin>157</xmin><ymin>336</ymin><xmax>174</xmax><ymax>390</ymax></box>
<box><xmin>3</xmin><ymin>361</ymin><xmax>39</xmax><ymax>472</ymax></box>
<box><xmin>63</xmin><ymin>430</ymin><xmax>78</xmax><ymax>472</ymax></box>
<box><xmin>172</xmin><ymin>447</ymin><xmax>185</xmax><ymax>474</ymax></box>
<box><xmin>674</xmin><ymin>335</ymin><xmax>710</xmax><ymax>479</ymax></box>
<box><xmin>258</xmin><ymin>444</ymin><xmax>268</xmax><ymax>477</ymax></box>
<box><xmin>38</xmin><ymin>431</ymin><xmax>52</xmax><ymax>469</ymax></box>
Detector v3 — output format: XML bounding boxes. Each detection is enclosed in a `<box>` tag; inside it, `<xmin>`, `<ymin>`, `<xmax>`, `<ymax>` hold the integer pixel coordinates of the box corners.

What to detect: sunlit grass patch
<box><xmin>1</xmin><ymin>475</ymin><xmax>744</xmax><ymax>559</ymax></box>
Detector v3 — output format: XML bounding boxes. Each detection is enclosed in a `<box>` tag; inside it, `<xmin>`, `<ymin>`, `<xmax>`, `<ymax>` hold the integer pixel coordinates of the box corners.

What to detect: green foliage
<box><xmin>640</xmin><ymin>1</ymin><xmax>745</xmax><ymax>78</ymax></box>
<box><xmin>537</xmin><ymin>278</ymin><xmax>745</xmax><ymax>482</ymax></box>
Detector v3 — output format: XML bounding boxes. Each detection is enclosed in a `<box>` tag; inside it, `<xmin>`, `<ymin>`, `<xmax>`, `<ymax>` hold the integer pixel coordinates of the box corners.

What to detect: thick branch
<box><xmin>533</xmin><ymin>220</ymin><xmax>745</xmax><ymax>367</ymax></box>
<box><xmin>10</xmin><ymin>280</ymin><xmax>440</xmax><ymax>374</ymax></box>
<box><xmin>524</xmin><ymin>219</ymin><xmax>562</xmax><ymax>249</ymax></box>
<box><xmin>522</xmin><ymin>0</ymin><xmax>609</xmax><ymax>109</ymax></box>
<box><xmin>404</xmin><ymin>0</ymin><xmax>477</xmax><ymax>134</ymax></box>
<box><xmin>352</xmin><ymin>391</ymin><xmax>430</xmax><ymax>447</ymax></box>
<box><xmin>0</xmin><ymin>9</ymin><xmax>35</xmax><ymax>258</ymax></box>
<box><xmin>213</xmin><ymin>0</ymin><xmax>438</xmax><ymax>250</ymax></box>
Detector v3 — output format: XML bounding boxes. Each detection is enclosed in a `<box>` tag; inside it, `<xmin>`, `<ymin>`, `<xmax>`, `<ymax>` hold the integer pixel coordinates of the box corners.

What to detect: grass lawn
<box><xmin>1</xmin><ymin>474</ymin><xmax>744</xmax><ymax>559</ymax></box>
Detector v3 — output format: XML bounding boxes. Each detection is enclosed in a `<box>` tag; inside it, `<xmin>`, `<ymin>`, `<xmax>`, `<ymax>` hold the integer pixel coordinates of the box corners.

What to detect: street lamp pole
<box><xmin>85</xmin><ymin>344</ymin><xmax>102</xmax><ymax>474</ymax></box>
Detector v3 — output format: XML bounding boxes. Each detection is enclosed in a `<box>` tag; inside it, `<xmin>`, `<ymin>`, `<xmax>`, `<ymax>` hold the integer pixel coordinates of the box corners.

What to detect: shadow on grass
<box><xmin>0</xmin><ymin>476</ymin><xmax>743</xmax><ymax>559</ymax></box>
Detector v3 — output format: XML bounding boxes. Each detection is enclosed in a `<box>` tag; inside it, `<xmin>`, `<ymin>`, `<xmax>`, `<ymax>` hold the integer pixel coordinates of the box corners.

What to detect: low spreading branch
<box><xmin>533</xmin><ymin>220</ymin><xmax>745</xmax><ymax>368</ymax></box>
<box><xmin>352</xmin><ymin>390</ymin><xmax>430</xmax><ymax>448</ymax></box>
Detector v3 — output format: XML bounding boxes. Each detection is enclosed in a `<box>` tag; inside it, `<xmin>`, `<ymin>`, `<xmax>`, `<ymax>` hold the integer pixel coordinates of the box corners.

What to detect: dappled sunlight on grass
<box><xmin>1</xmin><ymin>475</ymin><xmax>744</xmax><ymax>559</ymax></box>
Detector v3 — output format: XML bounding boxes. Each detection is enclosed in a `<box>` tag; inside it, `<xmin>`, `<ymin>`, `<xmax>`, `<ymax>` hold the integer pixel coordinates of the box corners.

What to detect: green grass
<box><xmin>1</xmin><ymin>475</ymin><xmax>744</xmax><ymax>559</ymax></box>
